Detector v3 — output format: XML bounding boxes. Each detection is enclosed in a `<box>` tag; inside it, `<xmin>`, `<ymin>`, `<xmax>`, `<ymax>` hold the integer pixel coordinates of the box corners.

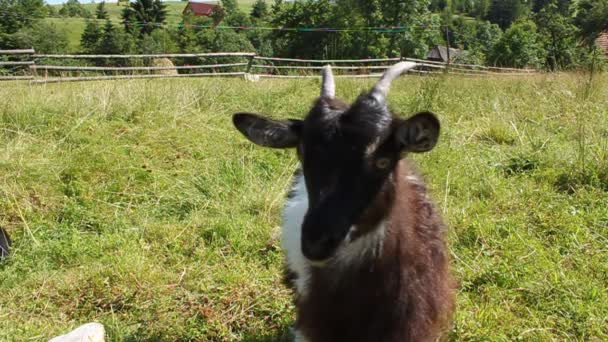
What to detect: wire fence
<box><xmin>0</xmin><ymin>49</ymin><xmax>538</xmax><ymax>83</ymax></box>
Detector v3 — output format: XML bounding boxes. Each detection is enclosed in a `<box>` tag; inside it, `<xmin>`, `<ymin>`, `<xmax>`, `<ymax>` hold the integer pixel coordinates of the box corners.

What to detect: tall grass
<box><xmin>0</xmin><ymin>73</ymin><xmax>607</xmax><ymax>340</ymax></box>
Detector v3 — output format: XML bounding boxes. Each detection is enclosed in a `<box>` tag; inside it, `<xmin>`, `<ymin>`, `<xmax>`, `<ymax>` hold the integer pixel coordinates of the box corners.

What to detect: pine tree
<box><xmin>221</xmin><ymin>0</ymin><xmax>238</xmax><ymax>15</ymax></box>
<box><xmin>250</xmin><ymin>0</ymin><xmax>268</xmax><ymax>19</ymax></box>
<box><xmin>81</xmin><ymin>20</ymin><xmax>102</xmax><ymax>52</ymax></box>
<box><xmin>98</xmin><ymin>20</ymin><xmax>121</xmax><ymax>53</ymax></box>
<box><xmin>96</xmin><ymin>1</ymin><xmax>109</xmax><ymax>20</ymax></box>
<box><xmin>122</xmin><ymin>0</ymin><xmax>167</xmax><ymax>35</ymax></box>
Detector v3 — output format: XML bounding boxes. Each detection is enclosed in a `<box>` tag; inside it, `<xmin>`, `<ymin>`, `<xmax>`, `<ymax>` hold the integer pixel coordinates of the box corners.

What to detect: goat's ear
<box><xmin>233</xmin><ymin>112</ymin><xmax>302</xmax><ymax>148</ymax></box>
<box><xmin>394</xmin><ymin>111</ymin><xmax>440</xmax><ymax>153</ymax></box>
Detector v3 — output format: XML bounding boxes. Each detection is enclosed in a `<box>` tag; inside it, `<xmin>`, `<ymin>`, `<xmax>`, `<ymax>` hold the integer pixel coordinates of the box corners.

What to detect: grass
<box><xmin>0</xmin><ymin>73</ymin><xmax>607</xmax><ymax>340</ymax></box>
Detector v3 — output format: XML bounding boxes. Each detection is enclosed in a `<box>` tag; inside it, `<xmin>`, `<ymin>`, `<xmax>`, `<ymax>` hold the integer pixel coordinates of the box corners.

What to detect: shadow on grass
<box><xmin>118</xmin><ymin>325</ymin><xmax>293</xmax><ymax>342</ymax></box>
<box><xmin>241</xmin><ymin>325</ymin><xmax>293</xmax><ymax>342</ymax></box>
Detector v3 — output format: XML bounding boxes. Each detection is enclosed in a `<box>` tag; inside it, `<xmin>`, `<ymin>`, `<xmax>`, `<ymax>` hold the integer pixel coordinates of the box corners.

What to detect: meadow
<box><xmin>0</xmin><ymin>73</ymin><xmax>607</xmax><ymax>341</ymax></box>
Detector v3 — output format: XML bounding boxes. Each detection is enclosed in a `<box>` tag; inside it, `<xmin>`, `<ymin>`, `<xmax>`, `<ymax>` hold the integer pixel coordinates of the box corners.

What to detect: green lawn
<box><xmin>0</xmin><ymin>73</ymin><xmax>607</xmax><ymax>340</ymax></box>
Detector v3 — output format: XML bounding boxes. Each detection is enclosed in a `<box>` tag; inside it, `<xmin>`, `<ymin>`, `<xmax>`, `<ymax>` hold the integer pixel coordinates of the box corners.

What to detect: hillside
<box><xmin>48</xmin><ymin>1</ymin><xmax>257</xmax><ymax>51</ymax></box>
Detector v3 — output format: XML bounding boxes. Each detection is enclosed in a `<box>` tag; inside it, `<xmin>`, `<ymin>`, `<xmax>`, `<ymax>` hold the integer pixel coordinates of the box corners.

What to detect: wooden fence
<box><xmin>0</xmin><ymin>49</ymin><xmax>537</xmax><ymax>83</ymax></box>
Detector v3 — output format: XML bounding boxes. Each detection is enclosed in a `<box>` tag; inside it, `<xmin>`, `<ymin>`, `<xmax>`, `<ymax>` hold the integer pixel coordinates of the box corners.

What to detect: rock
<box><xmin>48</xmin><ymin>323</ymin><xmax>105</xmax><ymax>342</ymax></box>
<box><xmin>150</xmin><ymin>58</ymin><xmax>178</xmax><ymax>75</ymax></box>
<box><xmin>0</xmin><ymin>227</ymin><xmax>10</xmax><ymax>260</ymax></box>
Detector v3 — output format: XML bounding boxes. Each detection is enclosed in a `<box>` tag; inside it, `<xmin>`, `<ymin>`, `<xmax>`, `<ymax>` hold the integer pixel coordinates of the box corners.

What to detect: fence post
<box><xmin>246</xmin><ymin>54</ymin><xmax>256</xmax><ymax>74</ymax></box>
<box><xmin>29</xmin><ymin>48</ymin><xmax>37</xmax><ymax>81</ymax></box>
<box><xmin>444</xmin><ymin>26</ymin><xmax>451</xmax><ymax>73</ymax></box>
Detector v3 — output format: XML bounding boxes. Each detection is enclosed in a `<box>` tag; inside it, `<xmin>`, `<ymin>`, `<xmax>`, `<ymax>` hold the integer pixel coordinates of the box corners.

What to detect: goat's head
<box><xmin>233</xmin><ymin>62</ymin><xmax>440</xmax><ymax>263</ymax></box>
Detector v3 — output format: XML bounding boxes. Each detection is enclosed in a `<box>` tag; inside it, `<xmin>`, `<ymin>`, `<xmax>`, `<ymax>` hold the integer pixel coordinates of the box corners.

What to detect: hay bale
<box><xmin>150</xmin><ymin>58</ymin><xmax>178</xmax><ymax>75</ymax></box>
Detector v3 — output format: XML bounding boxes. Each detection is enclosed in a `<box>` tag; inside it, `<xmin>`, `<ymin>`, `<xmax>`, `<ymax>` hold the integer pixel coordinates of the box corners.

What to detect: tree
<box><xmin>0</xmin><ymin>0</ymin><xmax>46</xmax><ymax>35</ymax></box>
<box><xmin>58</xmin><ymin>0</ymin><xmax>91</xmax><ymax>18</ymax></box>
<box><xmin>532</xmin><ymin>0</ymin><xmax>571</xmax><ymax>14</ymax></box>
<box><xmin>487</xmin><ymin>19</ymin><xmax>546</xmax><ymax>68</ymax></box>
<box><xmin>471</xmin><ymin>0</ymin><xmax>491</xmax><ymax>18</ymax></box>
<box><xmin>11</xmin><ymin>21</ymin><xmax>69</xmax><ymax>53</ymax></box>
<box><xmin>46</xmin><ymin>4</ymin><xmax>57</xmax><ymax>17</ymax></box>
<box><xmin>535</xmin><ymin>2</ymin><xmax>580</xmax><ymax>70</ymax></box>
<box><xmin>429</xmin><ymin>0</ymin><xmax>448</xmax><ymax>11</ymax></box>
<box><xmin>96</xmin><ymin>1</ymin><xmax>109</xmax><ymax>20</ymax></box>
<box><xmin>122</xmin><ymin>0</ymin><xmax>167</xmax><ymax>35</ymax></box>
<box><xmin>574</xmin><ymin>0</ymin><xmax>608</xmax><ymax>44</ymax></box>
<box><xmin>81</xmin><ymin>20</ymin><xmax>103</xmax><ymax>53</ymax></box>
<box><xmin>221</xmin><ymin>0</ymin><xmax>239</xmax><ymax>15</ymax></box>
<box><xmin>139</xmin><ymin>29</ymin><xmax>178</xmax><ymax>53</ymax></box>
<box><xmin>250</xmin><ymin>0</ymin><xmax>268</xmax><ymax>19</ymax></box>
<box><xmin>486</xmin><ymin>0</ymin><xmax>527</xmax><ymax>29</ymax></box>
<box><xmin>97</xmin><ymin>20</ymin><xmax>135</xmax><ymax>55</ymax></box>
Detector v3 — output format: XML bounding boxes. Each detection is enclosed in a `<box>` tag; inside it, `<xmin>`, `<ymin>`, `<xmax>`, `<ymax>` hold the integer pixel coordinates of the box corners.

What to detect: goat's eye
<box><xmin>375</xmin><ymin>158</ymin><xmax>391</xmax><ymax>169</ymax></box>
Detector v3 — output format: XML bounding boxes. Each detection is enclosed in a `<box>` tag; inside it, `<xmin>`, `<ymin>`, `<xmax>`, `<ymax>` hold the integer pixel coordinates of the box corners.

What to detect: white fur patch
<box><xmin>405</xmin><ymin>175</ymin><xmax>419</xmax><ymax>183</ymax></box>
<box><xmin>282</xmin><ymin>171</ymin><xmax>311</xmax><ymax>298</ymax></box>
<box><xmin>365</xmin><ymin>136</ymin><xmax>381</xmax><ymax>157</ymax></box>
<box><xmin>332</xmin><ymin>222</ymin><xmax>386</xmax><ymax>266</ymax></box>
<box><xmin>293</xmin><ymin>328</ymin><xmax>310</xmax><ymax>342</ymax></box>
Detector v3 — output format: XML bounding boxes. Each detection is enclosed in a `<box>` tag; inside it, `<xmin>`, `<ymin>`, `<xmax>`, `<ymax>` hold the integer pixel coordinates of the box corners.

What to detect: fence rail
<box><xmin>0</xmin><ymin>49</ymin><xmax>539</xmax><ymax>83</ymax></box>
<box><xmin>0</xmin><ymin>49</ymin><xmax>35</xmax><ymax>55</ymax></box>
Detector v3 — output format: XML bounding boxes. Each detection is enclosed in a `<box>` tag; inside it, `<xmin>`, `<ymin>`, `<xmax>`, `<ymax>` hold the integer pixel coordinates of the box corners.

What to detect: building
<box><xmin>182</xmin><ymin>1</ymin><xmax>221</xmax><ymax>17</ymax></box>
<box><xmin>596</xmin><ymin>31</ymin><xmax>608</xmax><ymax>56</ymax></box>
<box><xmin>426</xmin><ymin>45</ymin><xmax>465</xmax><ymax>63</ymax></box>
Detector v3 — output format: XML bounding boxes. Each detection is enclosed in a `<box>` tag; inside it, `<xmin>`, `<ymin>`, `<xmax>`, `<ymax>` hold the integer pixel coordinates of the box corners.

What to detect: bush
<box><xmin>139</xmin><ymin>29</ymin><xmax>178</xmax><ymax>54</ymax></box>
<box><xmin>487</xmin><ymin>19</ymin><xmax>545</xmax><ymax>68</ymax></box>
<box><xmin>58</xmin><ymin>0</ymin><xmax>91</xmax><ymax>18</ymax></box>
<box><xmin>11</xmin><ymin>21</ymin><xmax>69</xmax><ymax>54</ymax></box>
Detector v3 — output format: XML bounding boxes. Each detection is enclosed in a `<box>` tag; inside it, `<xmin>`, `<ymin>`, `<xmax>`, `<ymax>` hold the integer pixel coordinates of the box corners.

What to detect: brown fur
<box><xmin>295</xmin><ymin>160</ymin><xmax>455</xmax><ymax>342</ymax></box>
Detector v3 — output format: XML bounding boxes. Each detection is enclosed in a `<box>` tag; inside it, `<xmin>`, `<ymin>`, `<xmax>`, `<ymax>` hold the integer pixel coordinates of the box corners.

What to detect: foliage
<box><xmin>9</xmin><ymin>21</ymin><xmax>68</xmax><ymax>53</ymax></box>
<box><xmin>45</xmin><ymin>4</ymin><xmax>57</xmax><ymax>17</ymax></box>
<box><xmin>573</xmin><ymin>0</ymin><xmax>608</xmax><ymax>44</ymax></box>
<box><xmin>470</xmin><ymin>0</ymin><xmax>491</xmax><ymax>18</ymax></box>
<box><xmin>486</xmin><ymin>0</ymin><xmax>528</xmax><ymax>29</ymax></box>
<box><xmin>0</xmin><ymin>0</ymin><xmax>46</xmax><ymax>34</ymax></box>
<box><xmin>80</xmin><ymin>19</ymin><xmax>103</xmax><ymax>53</ymax></box>
<box><xmin>535</xmin><ymin>2</ymin><xmax>581</xmax><ymax>70</ymax></box>
<box><xmin>58</xmin><ymin>0</ymin><xmax>91</xmax><ymax>18</ymax></box>
<box><xmin>250</xmin><ymin>0</ymin><xmax>268</xmax><ymax>20</ymax></box>
<box><xmin>197</xmin><ymin>28</ymin><xmax>255</xmax><ymax>52</ymax></box>
<box><xmin>532</xmin><ymin>0</ymin><xmax>571</xmax><ymax>14</ymax></box>
<box><xmin>269</xmin><ymin>0</ymin><xmax>435</xmax><ymax>59</ymax></box>
<box><xmin>95</xmin><ymin>1</ymin><xmax>108</xmax><ymax>20</ymax></box>
<box><xmin>122</xmin><ymin>0</ymin><xmax>167</xmax><ymax>36</ymax></box>
<box><xmin>487</xmin><ymin>19</ymin><xmax>545</xmax><ymax>68</ymax></box>
<box><xmin>221</xmin><ymin>0</ymin><xmax>239</xmax><ymax>15</ymax></box>
<box><xmin>138</xmin><ymin>29</ymin><xmax>178</xmax><ymax>54</ymax></box>
<box><xmin>97</xmin><ymin>20</ymin><xmax>135</xmax><ymax>54</ymax></box>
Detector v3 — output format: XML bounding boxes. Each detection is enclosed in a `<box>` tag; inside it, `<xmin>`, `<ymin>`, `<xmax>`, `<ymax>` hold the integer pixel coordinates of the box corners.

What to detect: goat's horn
<box><xmin>370</xmin><ymin>62</ymin><xmax>417</xmax><ymax>101</ymax></box>
<box><xmin>321</xmin><ymin>65</ymin><xmax>335</xmax><ymax>99</ymax></box>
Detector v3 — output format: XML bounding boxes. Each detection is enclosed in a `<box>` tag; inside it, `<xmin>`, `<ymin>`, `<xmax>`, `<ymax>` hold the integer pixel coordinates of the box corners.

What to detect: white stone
<box><xmin>49</xmin><ymin>323</ymin><xmax>105</xmax><ymax>342</ymax></box>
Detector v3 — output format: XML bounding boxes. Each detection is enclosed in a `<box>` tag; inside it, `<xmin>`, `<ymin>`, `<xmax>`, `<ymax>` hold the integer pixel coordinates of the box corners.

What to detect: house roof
<box><xmin>427</xmin><ymin>45</ymin><xmax>464</xmax><ymax>62</ymax></box>
<box><xmin>596</xmin><ymin>31</ymin><xmax>608</xmax><ymax>55</ymax></box>
<box><xmin>183</xmin><ymin>2</ymin><xmax>220</xmax><ymax>16</ymax></box>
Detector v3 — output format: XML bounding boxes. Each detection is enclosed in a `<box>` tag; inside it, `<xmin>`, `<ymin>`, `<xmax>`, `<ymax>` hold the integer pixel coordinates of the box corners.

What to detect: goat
<box><xmin>0</xmin><ymin>227</ymin><xmax>10</xmax><ymax>260</ymax></box>
<box><xmin>233</xmin><ymin>62</ymin><xmax>454</xmax><ymax>342</ymax></box>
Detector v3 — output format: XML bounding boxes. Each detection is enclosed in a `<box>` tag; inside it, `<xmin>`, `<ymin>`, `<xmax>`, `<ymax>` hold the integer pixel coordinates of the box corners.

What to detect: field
<box><xmin>0</xmin><ymin>73</ymin><xmax>607</xmax><ymax>341</ymax></box>
<box><xmin>47</xmin><ymin>1</ymin><xmax>257</xmax><ymax>51</ymax></box>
